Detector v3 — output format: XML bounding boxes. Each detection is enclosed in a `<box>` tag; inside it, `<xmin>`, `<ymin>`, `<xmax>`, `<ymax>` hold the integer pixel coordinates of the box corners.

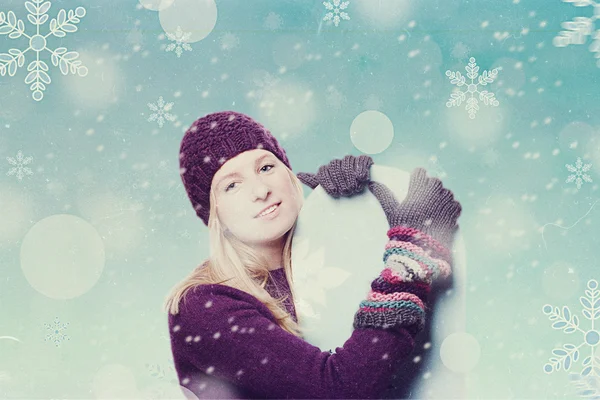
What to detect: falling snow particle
<box><xmin>165</xmin><ymin>26</ymin><xmax>192</xmax><ymax>58</ymax></box>
<box><xmin>6</xmin><ymin>150</ymin><xmax>33</xmax><ymax>180</ymax></box>
<box><xmin>44</xmin><ymin>316</ymin><xmax>70</xmax><ymax>347</ymax></box>
<box><xmin>0</xmin><ymin>1</ymin><xmax>88</xmax><ymax>101</ymax></box>
<box><xmin>445</xmin><ymin>57</ymin><xmax>500</xmax><ymax>119</ymax></box>
<box><xmin>147</xmin><ymin>96</ymin><xmax>175</xmax><ymax>128</ymax></box>
<box><xmin>565</xmin><ymin>157</ymin><xmax>593</xmax><ymax>190</ymax></box>
<box><xmin>323</xmin><ymin>0</ymin><xmax>350</xmax><ymax>27</ymax></box>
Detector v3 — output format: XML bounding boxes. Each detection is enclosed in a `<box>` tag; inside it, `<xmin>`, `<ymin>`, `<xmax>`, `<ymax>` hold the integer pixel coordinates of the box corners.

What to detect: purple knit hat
<box><xmin>179</xmin><ymin>111</ymin><xmax>293</xmax><ymax>226</ymax></box>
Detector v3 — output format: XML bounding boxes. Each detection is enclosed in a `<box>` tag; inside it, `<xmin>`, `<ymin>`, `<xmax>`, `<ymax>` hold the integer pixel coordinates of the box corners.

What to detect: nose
<box><xmin>251</xmin><ymin>178</ymin><xmax>271</xmax><ymax>200</ymax></box>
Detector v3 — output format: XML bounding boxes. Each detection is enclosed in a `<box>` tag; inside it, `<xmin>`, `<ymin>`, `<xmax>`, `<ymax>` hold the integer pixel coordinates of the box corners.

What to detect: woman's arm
<box><xmin>168</xmin><ymin>226</ymin><xmax>445</xmax><ymax>399</ymax></box>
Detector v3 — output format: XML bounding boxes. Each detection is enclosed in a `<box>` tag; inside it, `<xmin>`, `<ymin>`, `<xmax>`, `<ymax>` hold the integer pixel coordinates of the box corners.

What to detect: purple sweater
<box><xmin>168</xmin><ymin>230</ymin><xmax>434</xmax><ymax>399</ymax></box>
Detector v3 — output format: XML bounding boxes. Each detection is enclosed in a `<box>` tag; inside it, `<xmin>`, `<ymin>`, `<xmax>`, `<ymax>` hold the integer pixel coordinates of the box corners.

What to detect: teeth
<box><xmin>259</xmin><ymin>204</ymin><xmax>278</xmax><ymax>216</ymax></box>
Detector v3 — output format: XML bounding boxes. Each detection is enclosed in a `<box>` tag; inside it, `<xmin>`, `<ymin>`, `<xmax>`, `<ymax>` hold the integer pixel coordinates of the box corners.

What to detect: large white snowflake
<box><xmin>6</xmin><ymin>149</ymin><xmax>33</xmax><ymax>180</ymax></box>
<box><xmin>445</xmin><ymin>57</ymin><xmax>500</xmax><ymax>119</ymax></box>
<box><xmin>553</xmin><ymin>0</ymin><xmax>600</xmax><ymax>67</ymax></box>
<box><xmin>0</xmin><ymin>0</ymin><xmax>88</xmax><ymax>102</ymax></box>
<box><xmin>323</xmin><ymin>0</ymin><xmax>350</xmax><ymax>27</ymax></box>
<box><xmin>566</xmin><ymin>157</ymin><xmax>593</xmax><ymax>190</ymax></box>
<box><xmin>542</xmin><ymin>279</ymin><xmax>600</xmax><ymax>398</ymax></box>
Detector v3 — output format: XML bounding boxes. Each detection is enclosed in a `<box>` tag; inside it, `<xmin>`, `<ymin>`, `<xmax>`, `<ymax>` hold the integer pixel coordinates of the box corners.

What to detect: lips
<box><xmin>255</xmin><ymin>202</ymin><xmax>281</xmax><ymax>218</ymax></box>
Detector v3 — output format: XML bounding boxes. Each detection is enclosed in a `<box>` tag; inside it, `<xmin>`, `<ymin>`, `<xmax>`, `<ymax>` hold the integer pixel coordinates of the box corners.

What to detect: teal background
<box><xmin>1</xmin><ymin>0</ymin><xmax>600</xmax><ymax>398</ymax></box>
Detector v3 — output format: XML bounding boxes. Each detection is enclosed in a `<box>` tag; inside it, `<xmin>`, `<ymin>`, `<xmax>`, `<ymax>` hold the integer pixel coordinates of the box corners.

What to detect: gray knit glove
<box><xmin>297</xmin><ymin>154</ymin><xmax>374</xmax><ymax>199</ymax></box>
<box><xmin>368</xmin><ymin>167</ymin><xmax>462</xmax><ymax>251</ymax></box>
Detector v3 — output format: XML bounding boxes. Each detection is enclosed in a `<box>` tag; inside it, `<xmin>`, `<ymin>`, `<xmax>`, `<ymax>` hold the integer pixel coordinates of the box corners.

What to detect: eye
<box><xmin>224</xmin><ymin>164</ymin><xmax>275</xmax><ymax>193</ymax></box>
<box><xmin>261</xmin><ymin>163</ymin><xmax>275</xmax><ymax>173</ymax></box>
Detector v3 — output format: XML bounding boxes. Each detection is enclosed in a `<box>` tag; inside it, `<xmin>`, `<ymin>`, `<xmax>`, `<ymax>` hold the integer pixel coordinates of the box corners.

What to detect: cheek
<box><xmin>222</xmin><ymin>198</ymin><xmax>250</xmax><ymax>219</ymax></box>
<box><xmin>216</xmin><ymin>198</ymin><xmax>233</xmax><ymax>218</ymax></box>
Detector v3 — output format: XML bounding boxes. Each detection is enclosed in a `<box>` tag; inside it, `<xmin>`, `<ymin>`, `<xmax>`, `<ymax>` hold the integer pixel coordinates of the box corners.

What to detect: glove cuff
<box><xmin>387</xmin><ymin>225</ymin><xmax>454</xmax><ymax>265</ymax></box>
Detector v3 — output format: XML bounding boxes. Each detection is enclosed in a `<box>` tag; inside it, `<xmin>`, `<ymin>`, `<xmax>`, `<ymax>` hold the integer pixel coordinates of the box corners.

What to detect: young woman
<box><xmin>163</xmin><ymin>111</ymin><xmax>462</xmax><ymax>399</ymax></box>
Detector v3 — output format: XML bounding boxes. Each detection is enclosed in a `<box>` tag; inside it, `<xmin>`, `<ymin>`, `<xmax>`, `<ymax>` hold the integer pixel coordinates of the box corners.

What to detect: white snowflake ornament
<box><xmin>543</xmin><ymin>279</ymin><xmax>600</xmax><ymax>398</ymax></box>
<box><xmin>6</xmin><ymin>149</ymin><xmax>33</xmax><ymax>180</ymax></box>
<box><xmin>566</xmin><ymin>157</ymin><xmax>593</xmax><ymax>190</ymax></box>
<box><xmin>44</xmin><ymin>316</ymin><xmax>70</xmax><ymax>347</ymax></box>
<box><xmin>323</xmin><ymin>0</ymin><xmax>350</xmax><ymax>27</ymax></box>
<box><xmin>0</xmin><ymin>1</ymin><xmax>88</xmax><ymax>101</ymax></box>
<box><xmin>165</xmin><ymin>26</ymin><xmax>192</xmax><ymax>58</ymax></box>
<box><xmin>445</xmin><ymin>57</ymin><xmax>500</xmax><ymax>119</ymax></box>
<box><xmin>147</xmin><ymin>96</ymin><xmax>176</xmax><ymax>128</ymax></box>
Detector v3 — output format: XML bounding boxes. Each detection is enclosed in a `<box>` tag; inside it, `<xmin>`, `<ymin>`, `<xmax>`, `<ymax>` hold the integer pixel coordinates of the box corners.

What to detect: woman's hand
<box><xmin>368</xmin><ymin>167</ymin><xmax>462</xmax><ymax>251</ymax></box>
<box><xmin>297</xmin><ymin>154</ymin><xmax>374</xmax><ymax>199</ymax></box>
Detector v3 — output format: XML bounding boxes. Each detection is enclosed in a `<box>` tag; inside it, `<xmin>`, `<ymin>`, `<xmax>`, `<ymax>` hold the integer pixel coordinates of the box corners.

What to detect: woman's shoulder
<box><xmin>188</xmin><ymin>282</ymin><xmax>260</xmax><ymax>305</ymax></box>
<box><xmin>177</xmin><ymin>282</ymin><xmax>275</xmax><ymax>323</ymax></box>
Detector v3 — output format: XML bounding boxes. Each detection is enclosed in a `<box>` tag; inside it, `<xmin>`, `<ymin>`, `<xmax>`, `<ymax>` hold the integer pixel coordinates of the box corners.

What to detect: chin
<box><xmin>247</xmin><ymin>213</ymin><xmax>294</xmax><ymax>241</ymax></box>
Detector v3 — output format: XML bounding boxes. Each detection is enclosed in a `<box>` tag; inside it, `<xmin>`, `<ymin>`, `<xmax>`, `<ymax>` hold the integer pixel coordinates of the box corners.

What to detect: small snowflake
<box><xmin>220</xmin><ymin>32</ymin><xmax>239</xmax><ymax>51</ymax></box>
<box><xmin>246</xmin><ymin>70</ymin><xmax>280</xmax><ymax>103</ymax></box>
<box><xmin>542</xmin><ymin>279</ymin><xmax>600</xmax><ymax>398</ymax></box>
<box><xmin>325</xmin><ymin>85</ymin><xmax>346</xmax><ymax>110</ymax></box>
<box><xmin>481</xmin><ymin>147</ymin><xmax>501</xmax><ymax>168</ymax></box>
<box><xmin>0</xmin><ymin>0</ymin><xmax>89</xmax><ymax>101</ymax></box>
<box><xmin>553</xmin><ymin>0</ymin><xmax>600</xmax><ymax>67</ymax></box>
<box><xmin>445</xmin><ymin>57</ymin><xmax>500</xmax><ymax>119</ymax></box>
<box><xmin>323</xmin><ymin>0</ymin><xmax>350</xmax><ymax>27</ymax></box>
<box><xmin>44</xmin><ymin>316</ymin><xmax>70</xmax><ymax>347</ymax></box>
<box><xmin>451</xmin><ymin>41</ymin><xmax>471</xmax><ymax>60</ymax></box>
<box><xmin>165</xmin><ymin>26</ymin><xmax>192</xmax><ymax>58</ymax></box>
<box><xmin>566</xmin><ymin>157</ymin><xmax>593</xmax><ymax>190</ymax></box>
<box><xmin>127</xmin><ymin>25</ymin><xmax>144</xmax><ymax>49</ymax></box>
<box><xmin>6</xmin><ymin>149</ymin><xmax>33</xmax><ymax>180</ymax></box>
<box><xmin>263</xmin><ymin>11</ymin><xmax>283</xmax><ymax>31</ymax></box>
<box><xmin>147</xmin><ymin>96</ymin><xmax>175</xmax><ymax>128</ymax></box>
<box><xmin>146</xmin><ymin>359</ymin><xmax>178</xmax><ymax>385</ymax></box>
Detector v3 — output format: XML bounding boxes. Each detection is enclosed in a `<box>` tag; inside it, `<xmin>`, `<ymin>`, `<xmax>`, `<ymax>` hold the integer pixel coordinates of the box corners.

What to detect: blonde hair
<box><xmin>162</xmin><ymin>164</ymin><xmax>305</xmax><ymax>339</ymax></box>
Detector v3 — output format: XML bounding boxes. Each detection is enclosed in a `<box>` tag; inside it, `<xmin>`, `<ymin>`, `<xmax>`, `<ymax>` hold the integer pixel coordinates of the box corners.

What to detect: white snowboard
<box><xmin>291</xmin><ymin>164</ymin><xmax>468</xmax><ymax>399</ymax></box>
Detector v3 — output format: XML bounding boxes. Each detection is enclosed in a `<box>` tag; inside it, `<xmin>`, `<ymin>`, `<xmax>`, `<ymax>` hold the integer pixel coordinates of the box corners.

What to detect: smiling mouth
<box><xmin>256</xmin><ymin>202</ymin><xmax>281</xmax><ymax>218</ymax></box>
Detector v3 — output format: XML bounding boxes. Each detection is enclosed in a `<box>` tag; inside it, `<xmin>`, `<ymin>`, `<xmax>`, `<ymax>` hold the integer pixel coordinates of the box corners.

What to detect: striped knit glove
<box><xmin>368</xmin><ymin>167</ymin><xmax>462</xmax><ymax>266</ymax></box>
<box><xmin>352</xmin><ymin>229</ymin><xmax>439</xmax><ymax>336</ymax></box>
<box><xmin>352</xmin><ymin>170</ymin><xmax>462</xmax><ymax>336</ymax></box>
<box><xmin>352</xmin><ymin>228</ymin><xmax>454</xmax><ymax>336</ymax></box>
<box><xmin>353</xmin><ymin>272</ymin><xmax>431</xmax><ymax>336</ymax></box>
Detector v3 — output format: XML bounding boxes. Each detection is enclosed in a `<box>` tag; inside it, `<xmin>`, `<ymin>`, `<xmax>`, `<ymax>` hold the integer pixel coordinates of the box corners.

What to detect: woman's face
<box><xmin>211</xmin><ymin>149</ymin><xmax>302</xmax><ymax>246</ymax></box>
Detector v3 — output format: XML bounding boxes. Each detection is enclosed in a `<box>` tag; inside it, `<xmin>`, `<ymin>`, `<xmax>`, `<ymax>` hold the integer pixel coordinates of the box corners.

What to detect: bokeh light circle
<box><xmin>138</xmin><ymin>0</ymin><xmax>174</xmax><ymax>11</ymax></box>
<box><xmin>350</xmin><ymin>110</ymin><xmax>394</xmax><ymax>154</ymax></box>
<box><xmin>439</xmin><ymin>332</ymin><xmax>481</xmax><ymax>373</ymax></box>
<box><xmin>158</xmin><ymin>0</ymin><xmax>217</xmax><ymax>43</ymax></box>
<box><xmin>20</xmin><ymin>214</ymin><xmax>105</xmax><ymax>300</ymax></box>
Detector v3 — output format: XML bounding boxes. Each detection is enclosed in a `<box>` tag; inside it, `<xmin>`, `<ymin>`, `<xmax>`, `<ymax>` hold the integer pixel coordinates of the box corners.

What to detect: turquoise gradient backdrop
<box><xmin>1</xmin><ymin>0</ymin><xmax>599</xmax><ymax>398</ymax></box>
